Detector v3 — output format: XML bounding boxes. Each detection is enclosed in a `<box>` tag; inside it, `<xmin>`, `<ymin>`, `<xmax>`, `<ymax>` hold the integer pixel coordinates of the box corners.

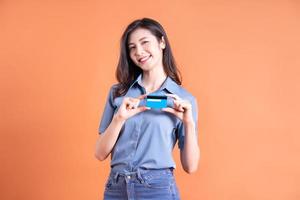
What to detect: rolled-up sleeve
<box><xmin>98</xmin><ymin>86</ymin><xmax>116</xmax><ymax>134</ymax></box>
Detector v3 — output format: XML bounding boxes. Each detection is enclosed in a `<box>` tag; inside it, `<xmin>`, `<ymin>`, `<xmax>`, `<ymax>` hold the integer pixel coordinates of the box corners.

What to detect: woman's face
<box><xmin>128</xmin><ymin>28</ymin><xmax>165</xmax><ymax>72</ymax></box>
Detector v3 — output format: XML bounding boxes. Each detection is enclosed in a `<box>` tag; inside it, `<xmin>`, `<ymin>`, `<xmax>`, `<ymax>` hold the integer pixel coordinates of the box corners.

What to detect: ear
<box><xmin>160</xmin><ymin>36</ymin><xmax>166</xmax><ymax>49</ymax></box>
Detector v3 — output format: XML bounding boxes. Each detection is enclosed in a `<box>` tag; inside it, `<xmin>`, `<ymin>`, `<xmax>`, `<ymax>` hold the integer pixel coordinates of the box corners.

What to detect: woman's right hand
<box><xmin>114</xmin><ymin>94</ymin><xmax>149</xmax><ymax>121</ymax></box>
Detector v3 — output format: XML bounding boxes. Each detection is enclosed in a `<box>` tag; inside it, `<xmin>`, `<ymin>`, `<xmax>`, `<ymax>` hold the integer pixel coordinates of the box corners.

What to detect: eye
<box><xmin>141</xmin><ymin>41</ymin><xmax>149</xmax><ymax>44</ymax></box>
<box><xmin>128</xmin><ymin>46</ymin><xmax>135</xmax><ymax>50</ymax></box>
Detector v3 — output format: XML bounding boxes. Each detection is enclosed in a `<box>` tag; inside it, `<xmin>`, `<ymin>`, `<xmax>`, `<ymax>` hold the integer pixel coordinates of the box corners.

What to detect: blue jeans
<box><xmin>103</xmin><ymin>168</ymin><xmax>180</xmax><ymax>200</ymax></box>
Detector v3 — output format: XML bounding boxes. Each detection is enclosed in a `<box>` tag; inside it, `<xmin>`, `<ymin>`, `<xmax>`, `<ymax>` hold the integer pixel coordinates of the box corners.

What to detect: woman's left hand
<box><xmin>162</xmin><ymin>94</ymin><xmax>194</xmax><ymax>124</ymax></box>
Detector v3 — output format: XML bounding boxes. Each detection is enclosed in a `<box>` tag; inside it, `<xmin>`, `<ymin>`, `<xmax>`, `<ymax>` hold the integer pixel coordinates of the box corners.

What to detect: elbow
<box><xmin>182</xmin><ymin>150</ymin><xmax>200</xmax><ymax>174</ymax></box>
<box><xmin>95</xmin><ymin>135</ymin><xmax>109</xmax><ymax>161</ymax></box>
<box><xmin>183</xmin><ymin>155</ymin><xmax>200</xmax><ymax>174</ymax></box>
<box><xmin>94</xmin><ymin>152</ymin><xmax>103</xmax><ymax>161</ymax></box>
<box><xmin>94</xmin><ymin>151</ymin><xmax>107</xmax><ymax>161</ymax></box>
<box><xmin>183</xmin><ymin>165</ymin><xmax>198</xmax><ymax>174</ymax></box>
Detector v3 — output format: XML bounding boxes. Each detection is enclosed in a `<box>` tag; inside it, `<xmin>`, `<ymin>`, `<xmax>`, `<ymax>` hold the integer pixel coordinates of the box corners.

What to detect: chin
<box><xmin>138</xmin><ymin>65</ymin><xmax>153</xmax><ymax>72</ymax></box>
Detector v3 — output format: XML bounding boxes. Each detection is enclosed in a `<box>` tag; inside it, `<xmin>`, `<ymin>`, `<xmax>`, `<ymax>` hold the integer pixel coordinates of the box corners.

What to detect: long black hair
<box><xmin>114</xmin><ymin>18</ymin><xmax>182</xmax><ymax>98</ymax></box>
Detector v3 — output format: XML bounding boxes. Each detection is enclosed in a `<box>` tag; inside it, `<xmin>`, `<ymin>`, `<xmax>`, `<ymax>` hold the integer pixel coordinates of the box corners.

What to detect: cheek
<box><xmin>129</xmin><ymin>52</ymin><xmax>136</xmax><ymax>62</ymax></box>
<box><xmin>150</xmin><ymin>47</ymin><xmax>162</xmax><ymax>58</ymax></box>
<box><xmin>149</xmin><ymin>44</ymin><xmax>161</xmax><ymax>53</ymax></box>
<box><xmin>145</xmin><ymin>45</ymin><xmax>153</xmax><ymax>52</ymax></box>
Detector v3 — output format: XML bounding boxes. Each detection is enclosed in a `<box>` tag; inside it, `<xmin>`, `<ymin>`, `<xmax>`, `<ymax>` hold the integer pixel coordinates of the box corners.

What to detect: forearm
<box><xmin>95</xmin><ymin>115</ymin><xmax>125</xmax><ymax>161</ymax></box>
<box><xmin>180</xmin><ymin>121</ymin><xmax>200</xmax><ymax>173</ymax></box>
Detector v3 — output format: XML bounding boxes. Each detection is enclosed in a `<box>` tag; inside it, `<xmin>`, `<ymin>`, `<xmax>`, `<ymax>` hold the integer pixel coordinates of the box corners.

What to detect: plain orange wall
<box><xmin>1</xmin><ymin>1</ymin><xmax>300</xmax><ymax>200</ymax></box>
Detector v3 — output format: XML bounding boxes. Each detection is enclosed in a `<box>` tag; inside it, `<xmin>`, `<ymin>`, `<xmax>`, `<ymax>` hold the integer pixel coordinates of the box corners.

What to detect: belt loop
<box><xmin>136</xmin><ymin>168</ymin><xmax>144</xmax><ymax>183</ymax></box>
<box><xmin>113</xmin><ymin>172</ymin><xmax>119</xmax><ymax>184</ymax></box>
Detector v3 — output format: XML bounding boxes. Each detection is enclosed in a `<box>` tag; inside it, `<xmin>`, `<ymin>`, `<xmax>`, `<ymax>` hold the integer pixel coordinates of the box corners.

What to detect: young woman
<box><xmin>95</xmin><ymin>18</ymin><xmax>199</xmax><ymax>200</ymax></box>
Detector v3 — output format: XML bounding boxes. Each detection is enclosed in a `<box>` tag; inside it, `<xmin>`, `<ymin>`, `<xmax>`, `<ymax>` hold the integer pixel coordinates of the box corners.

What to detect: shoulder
<box><xmin>166</xmin><ymin>77</ymin><xmax>196</xmax><ymax>101</ymax></box>
<box><xmin>107</xmin><ymin>83</ymin><xmax>121</xmax><ymax>96</ymax></box>
<box><xmin>106</xmin><ymin>83</ymin><xmax>125</xmax><ymax>107</ymax></box>
<box><xmin>110</xmin><ymin>83</ymin><xmax>119</xmax><ymax>91</ymax></box>
<box><xmin>104</xmin><ymin>84</ymin><xmax>120</xmax><ymax>103</ymax></box>
<box><xmin>176</xmin><ymin>85</ymin><xmax>197</xmax><ymax>102</ymax></box>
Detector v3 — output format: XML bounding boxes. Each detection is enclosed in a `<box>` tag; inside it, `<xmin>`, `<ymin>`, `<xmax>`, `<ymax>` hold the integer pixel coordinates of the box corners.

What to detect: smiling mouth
<box><xmin>138</xmin><ymin>55</ymin><xmax>151</xmax><ymax>64</ymax></box>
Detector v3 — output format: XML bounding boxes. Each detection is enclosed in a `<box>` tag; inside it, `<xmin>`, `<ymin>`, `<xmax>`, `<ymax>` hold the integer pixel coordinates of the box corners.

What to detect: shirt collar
<box><xmin>129</xmin><ymin>74</ymin><xmax>180</xmax><ymax>94</ymax></box>
<box><xmin>128</xmin><ymin>74</ymin><xmax>143</xmax><ymax>90</ymax></box>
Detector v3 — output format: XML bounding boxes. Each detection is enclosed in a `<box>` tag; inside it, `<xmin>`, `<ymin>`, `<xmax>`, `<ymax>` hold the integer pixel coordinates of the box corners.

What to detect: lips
<box><xmin>138</xmin><ymin>55</ymin><xmax>151</xmax><ymax>64</ymax></box>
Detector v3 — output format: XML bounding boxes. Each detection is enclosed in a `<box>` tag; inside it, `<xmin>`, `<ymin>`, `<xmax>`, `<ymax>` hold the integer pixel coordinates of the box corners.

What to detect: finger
<box><xmin>128</xmin><ymin>97</ymin><xmax>138</xmax><ymax>102</ymax></box>
<box><xmin>178</xmin><ymin>101</ymin><xmax>192</xmax><ymax>111</ymax></box>
<box><xmin>126</xmin><ymin>101</ymin><xmax>137</xmax><ymax>109</ymax></box>
<box><xmin>133</xmin><ymin>99</ymin><xmax>141</xmax><ymax>108</ymax></box>
<box><xmin>165</xmin><ymin>93</ymin><xmax>181</xmax><ymax>100</ymax></box>
<box><xmin>173</xmin><ymin>100</ymin><xmax>184</xmax><ymax>112</ymax></box>
<box><xmin>124</xmin><ymin>97</ymin><xmax>136</xmax><ymax>106</ymax></box>
<box><xmin>177</xmin><ymin>104</ymin><xmax>184</xmax><ymax>112</ymax></box>
<box><xmin>122</xmin><ymin>97</ymin><xmax>129</xmax><ymax>103</ymax></box>
<box><xmin>132</xmin><ymin>106</ymin><xmax>150</xmax><ymax>114</ymax></box>
<box><xmin>126</xmin><ymin>103</ymin><xmax>133</xmax><ymax>110</ymax></box>
<box><xmin>162</xmin><ymin>107</ymin><xmax>177</xmax><ymax>115</ymax></box>
<box><xmin>123</xmin><ymin>97</ymin><xmax>140</xmax><ymax>110</ymax></box>
<box><xmin>131</xmin><ymin>104</ymin><xmax>136</xmax><ymax>109</ymax></box>
<box><xmin>127</xmin><ymin>95</ymin><xmax>145</xmax><ymax>107</ymax></box>
<box><xmin>127</xmin><ymin>98</ymin><xmax>140</xmax><ymax>108</ymax></box>
<box><xmin>137</xmin><ymin>93</ymin><xmax>148</xmax><ymax>100</ymax></box>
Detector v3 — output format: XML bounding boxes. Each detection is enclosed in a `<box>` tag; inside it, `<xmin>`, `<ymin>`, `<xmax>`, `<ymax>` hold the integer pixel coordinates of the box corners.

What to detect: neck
<box><xmin>141</xmin><ymin>66</ymin><xmax>167</xmax><ymax>94</ymax></box>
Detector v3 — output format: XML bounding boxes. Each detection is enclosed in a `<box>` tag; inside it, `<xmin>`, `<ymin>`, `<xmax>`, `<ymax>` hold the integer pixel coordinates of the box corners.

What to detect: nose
<box><xmin>135</xmin><ymin>44</ymin><xmax>144</xmax><ymax>56</ymax></box>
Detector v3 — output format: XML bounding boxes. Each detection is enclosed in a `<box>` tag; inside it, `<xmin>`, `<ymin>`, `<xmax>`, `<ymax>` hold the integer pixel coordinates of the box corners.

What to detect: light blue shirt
<box><xmin>98</xmin><ymin>75</ymin><xmax>198</xmax><ymax>173</ymax></box>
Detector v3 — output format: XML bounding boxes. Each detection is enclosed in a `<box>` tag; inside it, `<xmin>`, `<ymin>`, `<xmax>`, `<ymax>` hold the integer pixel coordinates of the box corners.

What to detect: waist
<box><xmin>109</xmin><ymin>167</ymin><xmax>173</xmax><ymax>181</ymax></box>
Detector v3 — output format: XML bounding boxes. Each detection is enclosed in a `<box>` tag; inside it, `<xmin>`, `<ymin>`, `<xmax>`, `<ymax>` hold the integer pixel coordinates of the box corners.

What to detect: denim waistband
<box><xmin>108</xmin><ymin>168</ymin><xmax>173</xmax><ymax>184</ymax></box>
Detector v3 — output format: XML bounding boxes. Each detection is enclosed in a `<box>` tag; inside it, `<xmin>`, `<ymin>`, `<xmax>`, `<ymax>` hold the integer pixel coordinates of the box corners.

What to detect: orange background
<box><xmin>1</xmin><ymin>1</ymin><xmax>300</xmax><ymax>200</ymax></box>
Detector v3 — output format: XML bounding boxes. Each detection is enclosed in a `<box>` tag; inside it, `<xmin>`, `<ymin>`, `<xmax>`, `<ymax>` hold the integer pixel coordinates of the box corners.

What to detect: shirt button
<box><xmin>127</xmin><ymin>175</ymin><xmax>131</xmax><ymax>179</ymax></box>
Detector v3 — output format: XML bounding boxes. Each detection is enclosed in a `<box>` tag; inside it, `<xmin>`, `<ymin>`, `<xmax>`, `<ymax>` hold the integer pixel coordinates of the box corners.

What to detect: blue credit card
<box><xmin>146</xmin><ymin>95</ymin><xmax>167</xmax><ymax>109</ymax></box>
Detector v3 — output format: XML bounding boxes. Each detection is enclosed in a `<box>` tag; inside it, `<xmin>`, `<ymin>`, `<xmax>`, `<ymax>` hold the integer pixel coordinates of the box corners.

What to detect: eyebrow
<box><xmin>128</xmin><ymin>37</ymin><xmax>148</xmax><ymax>46</ymax></box>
